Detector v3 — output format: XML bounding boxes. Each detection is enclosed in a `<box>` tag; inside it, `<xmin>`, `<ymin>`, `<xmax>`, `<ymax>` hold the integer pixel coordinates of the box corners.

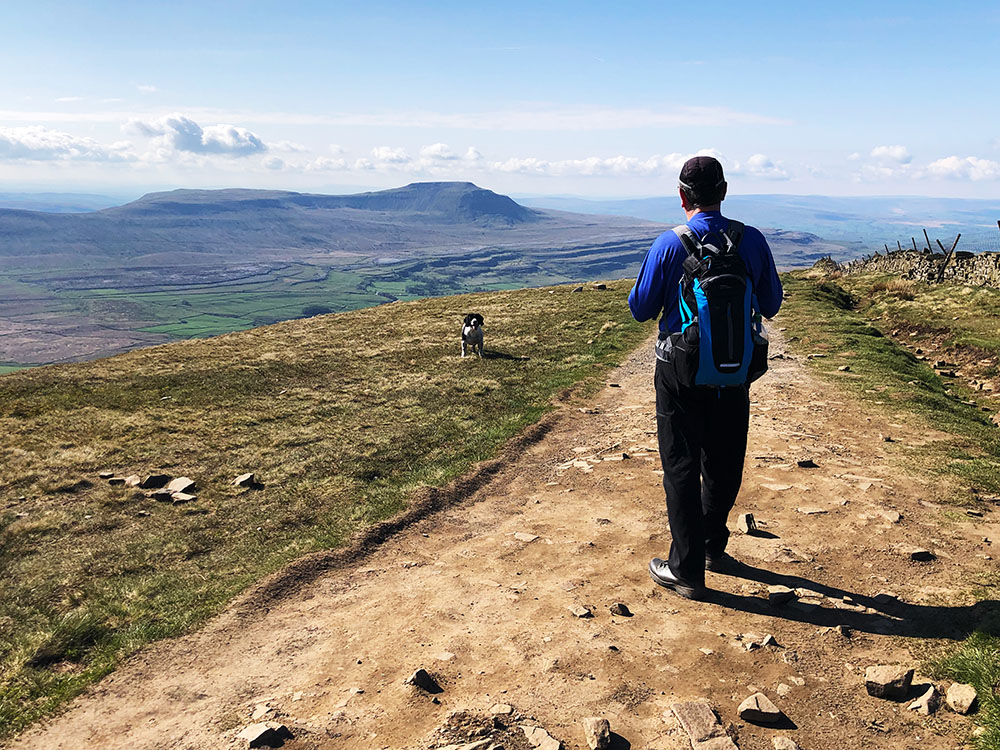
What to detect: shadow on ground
<box><xmin>701</xmin><ymin>560</ymin><xmax>999</xmax><ymax>640</ymax></box>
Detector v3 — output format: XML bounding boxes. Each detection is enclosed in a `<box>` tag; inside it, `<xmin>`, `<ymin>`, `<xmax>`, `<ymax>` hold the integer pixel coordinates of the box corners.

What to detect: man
<box><xmin>628</xmin><ymin>156</ymin><xmax>782</xmax><ymax>600</ymax></box>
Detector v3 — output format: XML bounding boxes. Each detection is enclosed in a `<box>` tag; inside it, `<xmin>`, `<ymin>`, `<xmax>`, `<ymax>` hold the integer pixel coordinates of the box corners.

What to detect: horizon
<box><xmin>3</xmin><ymin>1</ymin><xmax>999</xmax><ymax>199</ymax></box>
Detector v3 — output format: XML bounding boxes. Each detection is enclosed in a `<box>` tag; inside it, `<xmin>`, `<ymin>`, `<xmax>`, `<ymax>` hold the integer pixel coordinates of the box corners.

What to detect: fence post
<box><xmin>912</xmin><ymin>237</ymin><xmax>918</xmax><ymax>251</ymax></box>
<box><xmin>935</xmin><ymin>234</ymin><xmax>962</xmax><ymax>282</ymax></box>
<box><xmin>924</xmin><ymin>228</ymin><xmax>932</xmax><ymax>253</ymax></box>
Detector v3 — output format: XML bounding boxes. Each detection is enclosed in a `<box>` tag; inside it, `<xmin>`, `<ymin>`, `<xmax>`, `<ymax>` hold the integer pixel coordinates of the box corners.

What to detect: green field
<box><xmin>0</xmin><ymin>280</ymin><xmax>653</xmax><ymax>739</ymax></box>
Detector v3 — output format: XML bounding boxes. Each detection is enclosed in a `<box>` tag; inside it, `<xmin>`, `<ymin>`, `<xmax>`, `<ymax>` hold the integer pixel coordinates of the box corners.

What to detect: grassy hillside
<box><xmin>0</xmin><ymin>280</ymin><xmax>652</xmax><ymax>738</ymax></box>
<box><xmin>780</xmin><ymin>270</ymin><xmax>1000</xmax><ymax>749</ymax></box>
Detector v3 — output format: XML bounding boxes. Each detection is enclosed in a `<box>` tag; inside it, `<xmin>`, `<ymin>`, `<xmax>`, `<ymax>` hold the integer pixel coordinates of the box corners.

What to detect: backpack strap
<box><xmin>672</xmin><ymin>224</ymin><xmax>706</xmax><ymax>276</ymax></box>
<box><xmin>724</xmin><ymin>219</ymin><xmax>745</xmax><ymax>252</ymax></box>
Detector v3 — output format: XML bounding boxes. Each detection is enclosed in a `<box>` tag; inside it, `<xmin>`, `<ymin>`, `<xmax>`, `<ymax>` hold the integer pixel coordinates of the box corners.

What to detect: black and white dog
<box><xmin>461</xmin><ymin>313</ymin><xmax>484</xmax><ymax>358</ymax></box>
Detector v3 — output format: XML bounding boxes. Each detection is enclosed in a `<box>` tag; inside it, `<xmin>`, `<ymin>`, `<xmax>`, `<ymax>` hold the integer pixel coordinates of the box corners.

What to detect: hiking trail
<box><xmin>9</xmin><ymin>331</ymin><xmax>994</xmax><ymax>750</ymax></box>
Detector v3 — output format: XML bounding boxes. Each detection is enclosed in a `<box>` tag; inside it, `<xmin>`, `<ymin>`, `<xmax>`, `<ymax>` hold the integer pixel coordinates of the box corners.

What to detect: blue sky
<box><xmin>1</xmin><ymin>0</ymin><xmax>998</xmax><ymax>197</ymax></box>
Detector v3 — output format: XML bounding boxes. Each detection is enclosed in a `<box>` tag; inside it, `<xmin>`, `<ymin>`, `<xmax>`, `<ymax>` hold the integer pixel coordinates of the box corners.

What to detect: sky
<box><xmin>1</xmin><ymin>0</ymin><xmax>999</xmax><ymax>199</ymax></box>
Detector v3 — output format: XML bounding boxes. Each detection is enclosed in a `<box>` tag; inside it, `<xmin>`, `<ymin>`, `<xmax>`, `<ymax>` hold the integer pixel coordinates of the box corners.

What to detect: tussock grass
<box><xmin>870</xmin><ymin>276</ymin><xmax>917</xmax><ymax>300</ymax></box>
<box><xmin>781</xmin><ymin>272</ymin><xmax>1000</xmax><ymax>747</ymax></box>
<box><xmin>0</xmin><ymin>280</ymin><xmax>652</xmax><ymax>738</ymax></box>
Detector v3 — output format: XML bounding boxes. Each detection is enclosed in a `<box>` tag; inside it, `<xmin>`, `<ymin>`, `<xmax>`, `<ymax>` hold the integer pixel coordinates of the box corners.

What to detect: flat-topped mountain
<box><xmin>0</xmin><ymin>182</ymin><xmax>594</xmax><ymax>266</ymax></box>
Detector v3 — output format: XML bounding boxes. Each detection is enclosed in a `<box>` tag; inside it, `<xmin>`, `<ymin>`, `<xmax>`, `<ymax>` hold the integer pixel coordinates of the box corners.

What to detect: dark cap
<box><xmin>678</xmin><ymin>156</ymin><xmax>726</xmax><ymax>205</ymax></box>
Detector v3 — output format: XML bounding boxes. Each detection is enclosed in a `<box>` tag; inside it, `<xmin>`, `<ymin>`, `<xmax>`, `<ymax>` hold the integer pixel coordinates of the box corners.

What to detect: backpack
<box><xmin>655</xmin><ymin>220</ymin><xmax>769</xmax><ymax>388</ymax></box>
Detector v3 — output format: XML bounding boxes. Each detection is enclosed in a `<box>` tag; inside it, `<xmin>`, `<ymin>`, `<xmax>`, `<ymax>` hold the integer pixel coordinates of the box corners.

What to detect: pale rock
<box><xmin>521</xmin><ymin>724</ymin><xmax>562</xmax><ymax>750</ymax></box>
<box><xmin>908</xmin><ymin>684</ymin><xmax>940</xmax><ymax>715</ymax></box>
<box><xmin>879</xmin><ymin>510</ymin><xmax>902</xmax><ymax>523</ymax></box>
<box><xmin>171</xmin><ymin>492</ymin><xmax>197</xmax><ymax>504</ymax></box>
<box><xmin>864</xmin><ymin>665</ymin><xmax>914</xmax><ymax>699</ymax></box>
<box><xmin>738</xmin><ymin>692</ymin><xmax>782</xmax><ymax>724</ymax></box>
<box><xmin>737</xmin><ymin>512</ymin><xmax>757</xmax><ymax>534</ymax></box>
<box><xmin>234</xmin><ymin>472</ymin><xmax>257</xmax><ymax>488</ymax></box>
<box><xmin>671</xmin><ymin>701</ymin><xmax>727</xmax><ymax>743</ymax></box>
<box><xmin>165</xmin><ymin>476</ymin><xmax>196</xmax><ymax>494</ymax></box>
<box><xmin>796</xmin><ymin>506</ymin><xmax>827</xmax><ymax>515</ymax></box>
<box><xmin>568</xmin><ymin>604</ymin><xmax>593</xmax><ymax>618</ymax></box>
<box><xmin>581</xmin><ymin>716</ymin><xmax>611</xmax><ymax>749</ymax></box>
<box><xmin>772</xmin><ymin>738</ymin><xmax>799</xmax><ymax>750</ymax></box>
<box><xmin>490</xmin><ymin>703</ymin><xmax>513</xmax><ymax>715</ymax></box>
<box><xmin>946</xmin><ymin>682</ymin><xmax>977</xmax><ymax>714</ymax></box>
<box><xmin>124</xmin><ymin>475</ymin><xmax>141</xmax><ymax>487</ymax></box>
<box><xmin>514</xmin><ymin>532</ymin><xmax>540</xmax><ymax>543</ymax></box>
<box><xmin>608</xmin><ymin>602</ymin><xmax>631</xmax><ymax>616</ymax></box>
<box><xmin>776</xmin><ymin>683</ymin><xmax>791</xmax><ymax>697</ymax></box>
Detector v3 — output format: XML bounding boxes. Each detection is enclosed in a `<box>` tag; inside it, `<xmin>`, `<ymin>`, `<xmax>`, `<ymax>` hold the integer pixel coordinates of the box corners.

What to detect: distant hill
<box><xmin>518</xmin><ymin>193</ymin><xmax>1000</xmax><ymax>256</ymax></box>
<box><xmin>0</xmin><ymin>191</ymin><xmax>124</xmax><ymax>213</ymax></box>
<box><xmin>0</xmin><ymin>182</ymin><xmax>576</xmax><ymax>267</ymax></box>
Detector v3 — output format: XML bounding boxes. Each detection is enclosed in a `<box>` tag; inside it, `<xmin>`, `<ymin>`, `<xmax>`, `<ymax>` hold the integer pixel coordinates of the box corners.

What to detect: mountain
<box><xmin>0</xmin><ymin>182</ymin><xmax>579</xmax><ymax>267</ymax></box>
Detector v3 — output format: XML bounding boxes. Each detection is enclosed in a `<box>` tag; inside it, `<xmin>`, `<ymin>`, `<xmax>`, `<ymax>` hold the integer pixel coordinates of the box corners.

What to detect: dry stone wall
<box><xmin>834</xmin><ymin>250</ymin><xmax>1000</xmax><ymax>287</ymax></box>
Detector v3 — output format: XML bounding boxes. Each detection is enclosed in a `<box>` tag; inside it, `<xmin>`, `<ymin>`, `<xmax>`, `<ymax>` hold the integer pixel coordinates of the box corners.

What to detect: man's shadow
<box><xmin>704</xmin><ymin>559</ymin><xmax>1000</xmax><ymax>641</ymax></box>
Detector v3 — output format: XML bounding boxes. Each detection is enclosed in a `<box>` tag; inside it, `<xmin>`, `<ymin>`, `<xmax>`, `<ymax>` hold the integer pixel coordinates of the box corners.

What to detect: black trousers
<box><xmin>655</xmin><ymin>358</ymin><xmax>750</xmax><ymax>586</ymax></box>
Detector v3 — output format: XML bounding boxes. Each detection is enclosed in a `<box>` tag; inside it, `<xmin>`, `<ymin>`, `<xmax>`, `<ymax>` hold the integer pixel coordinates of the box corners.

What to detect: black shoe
<box><xmin>705</xmin><ymin>552</ymin><xmax>738</xmax><ymax>574</ymax></box>
<box><xmin>648</xmin><ymin>558</ymin><xmax>706</xmax><ymax>600</ymax></box>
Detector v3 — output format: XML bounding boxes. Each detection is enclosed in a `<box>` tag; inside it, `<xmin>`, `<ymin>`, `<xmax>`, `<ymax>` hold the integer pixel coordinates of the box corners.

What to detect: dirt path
<box><xmin>9</xmin><ymin>332</ymin><xmax>995</xmax><ymax>750</ymax></box>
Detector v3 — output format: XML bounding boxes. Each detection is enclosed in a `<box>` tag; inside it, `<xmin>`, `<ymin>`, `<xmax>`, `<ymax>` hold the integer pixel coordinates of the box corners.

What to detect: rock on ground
<box><xmin>772</xmin><ymin>738</ymin><xmax>799</xmax><ymax>750</ymax></box>
<box><xmin>737</xmin><ymin>512</ymin><xmax>757</xmax><ymax>534</ymax></box>
<box><xmin>404</xmin><ymin>668</ymin><xmax>442</xmax><ymax>693</ymax></box>
<box><xmin>737</xmin><ymin>692</ymin><xmax>783</xmax><ymax>724</ymax></box>
<box><xmin>907</xmin><ymin>684</ymin><xmax>940</xmax><ymax>715</ymax></box>
<box><xmin>864</xmin><ymin>665</ymin><xmax>914</xmax><ymax>700</ymax></box>
<box><xmin>236</xmin><ymin>722</ymin><xmax>293</xmax><ymax>748</ymax></box>
<box><xmin>581</xmin><ymin>716</ymin><xmax>611</xmax><ymax>749</ymax></box>
<box><xmin>767</xmin><ymin>585</ymin><xmax>796</xmax><ymax>605</ymax></box>
<box><xmin>165</xmin><ymin>477</ymin><xmax>196</xmax><ymax>494</ymax></box>
<box><xmin>946</xmin><ymin>682</ymin><xmax>978</xmax><ymax>714</ymax></box>
<box><xmin>671</xmin><ymin>701</ymin><xmax>736</xmax><ymax>748</ymax></box>
<box><xmin>608</xmin><ymin>602</ymin><xmax>631</xmax><ymax>616</ymax></box>
<box><xmin>521</xmin><ymin>724</ymin><xmax>562</xmax><ymax>750</ymax></box>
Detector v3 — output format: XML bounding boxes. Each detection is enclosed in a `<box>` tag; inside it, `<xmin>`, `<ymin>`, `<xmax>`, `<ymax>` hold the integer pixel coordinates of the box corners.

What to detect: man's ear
<box><xmin>679</xmin><ymin>187</ymin><xmax>692</xmax><ymax>210</ymax></box>
<box><xmin>718</xmin><ymin>182</ymin><xmax>728</xmax><ymax>202</ymax></box>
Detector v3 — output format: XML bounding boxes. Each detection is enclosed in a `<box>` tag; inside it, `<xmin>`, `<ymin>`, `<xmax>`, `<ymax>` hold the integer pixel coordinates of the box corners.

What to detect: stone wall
<box><xmin>832</xmin><ymin>250</ymin><xmax>1000</xmax><ymax>287</ymax></box>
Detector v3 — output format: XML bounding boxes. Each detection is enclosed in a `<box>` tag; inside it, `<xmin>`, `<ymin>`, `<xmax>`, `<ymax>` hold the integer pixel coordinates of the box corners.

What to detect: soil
<box><xmin>8</xmin><ymin>332</ymin><xmax>996</xmax><ymax>750</ymax></box>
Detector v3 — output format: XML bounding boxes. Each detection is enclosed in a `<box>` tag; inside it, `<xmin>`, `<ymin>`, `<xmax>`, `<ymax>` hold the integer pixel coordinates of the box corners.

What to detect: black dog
<box><xmin>461</xmin><ymin>313</ymin><xmax>484</xmax><ymax>358</ymax></box>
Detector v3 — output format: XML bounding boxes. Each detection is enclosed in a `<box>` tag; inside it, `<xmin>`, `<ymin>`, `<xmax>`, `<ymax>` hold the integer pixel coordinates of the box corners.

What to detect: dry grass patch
<box><xmin>0</xmin><ymin>280</ymin><xmax>652</xmax><ymax>738</ymax></box>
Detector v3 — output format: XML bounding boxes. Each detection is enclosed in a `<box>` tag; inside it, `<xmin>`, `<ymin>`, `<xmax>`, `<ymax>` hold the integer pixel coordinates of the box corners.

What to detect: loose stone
<box><xmin>864</xmin><ymin>665</ymin><xmax>914</xmax><ymax>700</ymax></box>
<box><xmin>581</xmin><ymin>716</ymin><xmax>611</xmax><ymax>749</ymax></box>
<box><xmin>946</xmin><ymin>682</ymin><xmax>978</xmax><ymax>714</ymax></box>
<box><xmin>738</xmin><ymin>692</ymin><xmax>782</xmax><ymax>724</ymax></box>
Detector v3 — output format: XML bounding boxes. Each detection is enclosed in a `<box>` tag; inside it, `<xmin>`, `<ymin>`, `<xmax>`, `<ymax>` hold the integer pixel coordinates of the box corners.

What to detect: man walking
<box><xmin>628</xmin><ymin>156</ymin><xmax>782</xmax><ymax>600</ymax></box>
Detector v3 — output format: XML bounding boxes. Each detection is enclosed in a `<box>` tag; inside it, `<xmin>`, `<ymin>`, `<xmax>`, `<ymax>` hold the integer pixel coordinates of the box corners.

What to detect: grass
<box><xmin>781</xmin><ymin>270</ymin><xmax>1000</xmax><ymax>748</ymax></box>
<box><xmin>0</xmin><ymin>279</ymin><xmax>653</xmax><ymax>739</ymax></box>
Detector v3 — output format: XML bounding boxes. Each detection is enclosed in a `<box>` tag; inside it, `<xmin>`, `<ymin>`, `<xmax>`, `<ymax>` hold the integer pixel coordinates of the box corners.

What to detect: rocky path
<box><xmin>9</xmin><ymin>332</ymin><xmax>995</xmax><ymax>750</ymax></box>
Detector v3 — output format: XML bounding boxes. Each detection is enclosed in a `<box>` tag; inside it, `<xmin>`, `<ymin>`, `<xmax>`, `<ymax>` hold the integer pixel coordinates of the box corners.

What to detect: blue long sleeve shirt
<box><xmin>628</xmin><ymin>210</ymin><xmax>783</xmax><ymax>333</ymax></box>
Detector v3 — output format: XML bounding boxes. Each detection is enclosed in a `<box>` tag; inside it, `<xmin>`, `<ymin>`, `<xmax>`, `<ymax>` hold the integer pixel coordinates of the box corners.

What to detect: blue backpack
<box><xmin>655</xmin><ymin>221</ymin><xmax>768</xmax><ymax>388</ymax></box>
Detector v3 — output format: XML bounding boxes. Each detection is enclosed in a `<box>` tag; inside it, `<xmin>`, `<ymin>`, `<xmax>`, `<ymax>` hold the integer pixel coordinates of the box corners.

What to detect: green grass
<box><xmin>781</xmin><ymin>270</ymin><xmax>1000</xmax><ymax>747</ymax></box>
<box><xmin>0</xmin><ymin>280</ymin><xmax>652</xmax><ymax>739</ymax></box>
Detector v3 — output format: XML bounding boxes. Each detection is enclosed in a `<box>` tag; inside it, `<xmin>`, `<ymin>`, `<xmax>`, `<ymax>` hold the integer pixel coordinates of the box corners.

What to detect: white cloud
<box><xmin>870</xmin><ymin>144</ymin><xmax>912</xmax><ymax>164</ymax></box>
<box><xmin>370</xmin><ymin>145</ymin><xmax>412</xmax><ymax>165</ymax></box>
<box><xmin>419</xmin><ymin>142</ymin><xmax>459</xmax><ymax>161</ymax></box>
<box><xmin>272</xmin><ymin>140</ymin><xmax>308</xmax><ymax>153</ymax></box>
<box><xmin>261</xmin><ymin>156</ymin><xmax>285</xmax><ymax>170</ymax></box>
<box><xmin>847</xmin><ymin>152</ymin><xmax>861</xmax><ymax>161</ymax></box>
<box><xmin>137</xmin><ymin>84</ymin><xmax>158</xmax><ymax>93</ymax></box>
<box><xmin>489</xmin><ymin>149</ymin><xmax>721</xmax><ymax>178</ymax></box>
<box><xmin>55</xmin><ymin>96</ymin><xmax>85</xmax><ymax>103</ymax></box>
<box><xmin>926</xmin><ymin>155</ymin><xmax>1000</xmax><ymax>181</ymax></box>
<box><xmin>305</xmin><ymin>155</ymin><xmax>349</xmax><ymax>171</ymax></box>
<box><xmin>0</xmin><ymin>125</ymin><xmax>133</xmax><ymax>162</ymax></box>
<box><xmin>736</xmin><ymin>153</ymin><xmax>789</xmax><ymax>179</ymax></box>
<box><xmin>124</xmin><ymin>113</ymin><xmax>268</xmax><ymax>157</ymax></box>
